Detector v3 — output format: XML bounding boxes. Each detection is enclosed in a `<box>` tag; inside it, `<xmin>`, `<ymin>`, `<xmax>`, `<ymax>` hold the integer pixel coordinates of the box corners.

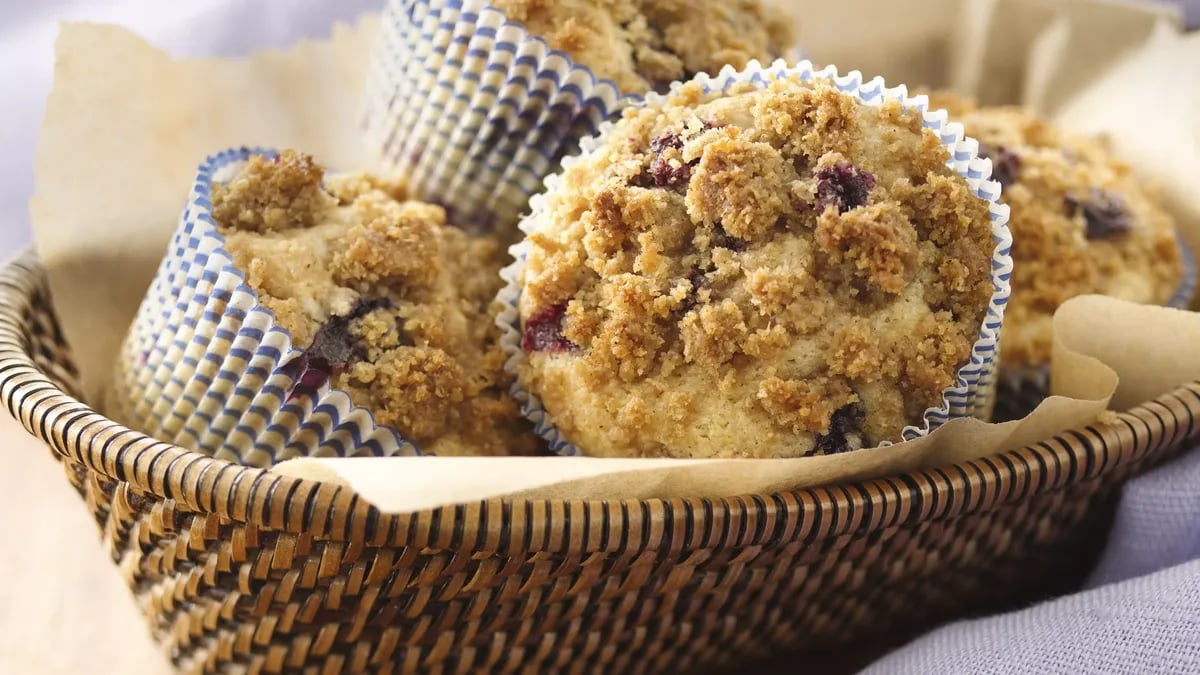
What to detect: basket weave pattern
<box><xmin>3</xmin><ymin>248</ymin><xmax>1197</xmax><ymax>674</ymax></box>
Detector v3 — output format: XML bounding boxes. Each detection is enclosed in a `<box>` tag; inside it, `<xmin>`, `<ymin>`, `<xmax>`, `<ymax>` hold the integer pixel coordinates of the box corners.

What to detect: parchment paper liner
<box><xmin>497</xmin><ymin>59</ymin><xmax>1014</xmax><ymax>456</ymax></box>
<box><xmin>995</xmin><ymin>230</ymin><xmax>1198</xmax><ymax>422</ymax></box>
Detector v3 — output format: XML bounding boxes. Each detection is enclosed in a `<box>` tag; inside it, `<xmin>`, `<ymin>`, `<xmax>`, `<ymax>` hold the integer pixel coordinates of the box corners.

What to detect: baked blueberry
<box><xmin>214</xmin><ymin>150</ymin><xmax>537</xmax><ymax>456</ymax></box>
<box><xmin>516</xmin><ymin>78</ymin><xmax>996</xmax><ymax>458</ymax></box>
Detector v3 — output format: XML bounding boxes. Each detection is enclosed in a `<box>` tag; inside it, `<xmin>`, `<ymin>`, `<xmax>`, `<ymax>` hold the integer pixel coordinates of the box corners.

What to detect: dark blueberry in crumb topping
<box><xmin>677</xmin><ymin>268</ymin><xmax>709</xmax><ymax>316</ymax></box>
<box><xmin>281</xmin><ymin>297</ymin><xmax>394</xmax><ymax>401</ymax></box>
<box><xmin>284</xmin><ymin>366</ymin><xmax>333</xmax><ymax>403</ymax></box>
<box><xmin>710</xmin><ymin>222</ymin><xmax>746</xmax><ymax>252</ymax></box>
<box><xmin>394</xmin><ymin>317</ymin><xmax>415</xmax><ymax>347</ymax></box>
<box><xmin>1065</xmin><ymin>188</ymin><xmax>1133</xmax><ymax>240</ymax></box>
<box><xmin>977</xmin><ymin>143</ymin><xmax>1021</xmax><ymax>189</ymax></box>
<box><xmin>815</xmin><ymin>162</ymin><xmax>877</xmax><ymax>214</ymax></box>
<box><xmin>644</xmin><ymin>155</ymin><xmax>693</xmax><ymax>188</ymax></box>
<box><xmin>349</xmin><ymin>296</ymin><xmax>393</xmax><ymax>319</ymax></box>
<box><xmin>521</xmin><ymin>304</ymin><xmax>576</xmax><ymax>353</ymax></box>
<box><xmin>814</xmin><ymin>402</ymin><xmax>866</xmax><ymax>455</ymax></box>
<box><xmin>631</xmin><ymin>122</ymin><xmax>723</xmax><ymax>189</ymax></box>
<box><xmin>649</xmin><ymin>130</ymin><xmax>685</xmax><ymax>154</ymax></box>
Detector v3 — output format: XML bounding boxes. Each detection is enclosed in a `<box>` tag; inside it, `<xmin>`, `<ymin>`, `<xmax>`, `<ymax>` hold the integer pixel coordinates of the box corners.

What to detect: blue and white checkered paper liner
<box><xmin>113</xmin><ymin>147</ymin><xmax>419</xmax><ymax>468</ymax></box>
<box><xmin>360</xmin><ymin>0</ymin><xmax>638</xmax><ymax>236</ymax></box>
<box><xmin>996</xmin><ymin>231</ymin><xmax>1197</xmax><ymax>418</ymax></box>
<box><xmin>496</xmin><ymin>59</ymin><xmax>1015</xmax><ymax>457</ymax></box>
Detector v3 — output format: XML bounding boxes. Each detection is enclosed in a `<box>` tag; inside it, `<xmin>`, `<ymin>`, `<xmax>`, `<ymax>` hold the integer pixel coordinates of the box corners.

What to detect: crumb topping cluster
<box><xmin>929</xmin><ymin>92</ymin><xmax>1184</xmax><ymax>367</ymax></box>
<box><xmin>518</xmin><ymin>79</ymin><xmax>996</xmax><ymax>458</ymax></box>
<box><xmin>213</xmin><ymin>150</ymin><xmax>537</xmax><ymax>456</ymax></box>
<box><xmin>491</xmin><ymin>0</ymin><xmax>794</xmax><ymax>94</ymax></box>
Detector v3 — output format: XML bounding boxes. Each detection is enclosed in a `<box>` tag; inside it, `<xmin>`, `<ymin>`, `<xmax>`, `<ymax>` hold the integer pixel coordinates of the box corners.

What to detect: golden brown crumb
<box><xmin>815</xmin><ymin>202</ymin><xmax>919</xmax><ymax>295</ymax></box>
<box><xmin>518</xmin><ymin>78</ymin><xmax>996</xmax><ymax>459</ymax></box>
<box><xmin>679</xmin><ymin>299</ymin><xmax>749</xmax><ymax>367</ymax></box>
<box><xmin>211</xmin><ymin>152</ymin><xmax>327</xmax><ymax>232</ymax></box>
<box><xmin>489</xmin><ymin>0</ymin><xmax>795</xmax><ymax>94</ymax></box>
<box><xmin>899</xmin><ymin>312</ymin><xmax>973</xmax><ymax>416</ymax></box>
<box><xmin>331</xmin><ymin>203</ymin><xmax>443</xmax><ymax>288</ymax></box>
<box><xmin>757</xmin><ymin>376</ymin><xmax>857</xmax><ymax>435</ymax></box>
<box><xmin>213</xmin><ymin>150</ymin><xmax>537</xmax><ymax>457</ymax></box>
<box><xmin>828</xmin><ymin>319</ymin><xmax>889</xmax><ymax>382</ymax></box>
<box><xmin>931</xmin><ymin>99</ymin><xmax>1184</xmax><ymax>367</ymax></box>
<box><xmin>686</xmin><ymin>130</ymin><xmax>790</xmax><ymax>241</ymax></box>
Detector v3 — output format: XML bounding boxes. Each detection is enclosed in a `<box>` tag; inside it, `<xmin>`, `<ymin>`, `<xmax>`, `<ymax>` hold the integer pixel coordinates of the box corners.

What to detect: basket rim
<box><xmin>3</xmin><ymin>247</ymin><xmax>1198</xmax><ymax>552</ymax></box>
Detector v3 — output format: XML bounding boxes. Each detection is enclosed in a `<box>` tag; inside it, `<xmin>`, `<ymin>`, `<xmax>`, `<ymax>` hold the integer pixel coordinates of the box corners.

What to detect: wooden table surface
<box><xmin>0</xmin><ymin>412</ymin><xmax>170</xmax><ymax>674</ymax></box>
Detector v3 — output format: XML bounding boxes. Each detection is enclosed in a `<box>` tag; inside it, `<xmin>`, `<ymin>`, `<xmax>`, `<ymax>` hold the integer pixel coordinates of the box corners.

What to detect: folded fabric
<box><xmin>862</xmin><ymin>446</ymin><xmax>1200</xmax><ymax>674</ymax></box>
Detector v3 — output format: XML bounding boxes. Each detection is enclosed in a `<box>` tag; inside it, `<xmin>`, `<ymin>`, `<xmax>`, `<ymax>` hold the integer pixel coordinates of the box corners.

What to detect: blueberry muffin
<box><xmin>213</xmin><ymin>150</ymin><xmax>537</xmax><ymax>456</ymax></box>
<box><xmin>489</xmin><ymin>0</ymin><xmax>795</xmax><ymax>94</ymax></box>
<box><xmin>515</xmin><ymin>78</ymin><xmax>997</xmax><ymax>459</ymax></box>
<box><xmin>929</xmin><ymin>93</ymin><xmax>1185</xmax><ymax>370</ymax></box>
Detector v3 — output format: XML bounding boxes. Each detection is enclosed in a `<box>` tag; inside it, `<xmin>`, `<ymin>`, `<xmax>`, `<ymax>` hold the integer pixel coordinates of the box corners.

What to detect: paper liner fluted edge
<box><xmin>359</xmin><ymin>0</ymin><xmax>637</xmax><ymax>235</ymax></box>
<box><xmin>113</xmin><ymin>147</ymin><xmax>421</xmax><ymax>467</ymax></box>
<box><xmin>496</xmin><ymin>58</ymin><xmax>1015</xmax><ymax>457</ymax></box>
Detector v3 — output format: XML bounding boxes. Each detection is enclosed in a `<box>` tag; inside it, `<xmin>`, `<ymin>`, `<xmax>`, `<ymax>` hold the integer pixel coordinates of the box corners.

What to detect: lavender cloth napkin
<box><xmin>861</xmin><ymin>445</ymin><xmax>1200</xmax><ymax>674</ymax></box>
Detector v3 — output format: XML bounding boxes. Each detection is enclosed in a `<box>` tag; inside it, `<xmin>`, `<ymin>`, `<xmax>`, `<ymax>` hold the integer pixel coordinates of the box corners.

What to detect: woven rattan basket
<box><xmin>4</xmin><ymin>246</ymin><xmax>1198</xmax><ymax>674</ymax></box>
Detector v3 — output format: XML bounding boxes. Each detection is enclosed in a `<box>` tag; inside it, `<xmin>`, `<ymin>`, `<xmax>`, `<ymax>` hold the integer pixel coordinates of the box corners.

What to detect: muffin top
<box><xmin>929</xmin><ymin>93</ymin><xmax>1184</xmax><ymax>368</ymax></box>
<box><xmin>490</xmin><ymin>0</ymin><xmax>794</xmax><ymax>94</ymax></box>
<box><xmin>517</xmin><ymin>78</ymin><xmax>996</xmax><ymax>459</ymax></box>
<box><xmin>213</xmin><ymin>150</ymin><xmax>537</xmax><ymax>457</ymax></box>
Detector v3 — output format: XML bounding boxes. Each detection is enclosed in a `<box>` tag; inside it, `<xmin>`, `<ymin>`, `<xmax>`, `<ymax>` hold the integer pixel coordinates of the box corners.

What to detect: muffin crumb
<box><xmin>214</xmin><ymin>150</ymin><xmax>536</xmax><ymax>456</ymax></box>
<box><xmin>490</xmin><ymin>0</ymin><xmax>795</xmax><ymax>94</ymax></box>
<box><xmin>944</xmin><ymin>102</ymin><xmax>1184</xmax><ymax>367</ymax></box>
<box><xmin>518</xmin><ymin>78</ymin><xmax>995</xmax><ymax>458</ymax></box>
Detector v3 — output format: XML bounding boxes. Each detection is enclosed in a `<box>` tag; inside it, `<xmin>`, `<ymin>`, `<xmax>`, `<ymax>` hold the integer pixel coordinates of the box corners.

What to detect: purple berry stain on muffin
<box><xmin>1066</xmin><ymin>188</ymin><xmax>1133</xmax><ymax>240</ymax></box>
<box><xmin>632</xmin><ymin>122</ymin><xmax>725</xmax><ymax>189</ymax></box>
<box><xmin>648</xmin><ymin>155</ymin><xmax>692</xmax><ymax>187</ymax></box>
<box><xmin>816</xmin><ymin>162</ymin><xmax>876</xmax><ymax>214</ymax></box>
<box><xmin>710</xmin><ymin>222</ymin><xmax>747</xmax><ymax>252</ymax></box>
<box><xmin>635</xmin><ymin>130</ymin><xmax>691</xmax><ymax>187</ymax></box>
<box><xmin>522</xmin><ymin>304</ymin><xmax>576</xmax><ymax>353</ymax></box>
<box><xmin>281</xmin><ymin>297</ymin><xmax>393</xmax><ymax>401</ymax></box>
<box><xmin>813</xmin><ymin>402</ymin><xmax>865</xmax><ymax>455</ymax></box>
<box><xmin>978</xmin><ymin>143</ymin><xmax>1020</xmax><ymax>189</ymax></box>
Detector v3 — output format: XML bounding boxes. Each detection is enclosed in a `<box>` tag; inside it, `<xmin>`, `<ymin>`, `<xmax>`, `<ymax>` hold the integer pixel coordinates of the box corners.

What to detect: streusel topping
<box><xmin>518</xmin><ymin>78</ymin><xmax>995</xmax><ymax>458</ymax></box>
<box><xmin>491</xmin><ymin>0</ymin><xmax>794</xmax><ymax>94</ymax></box>
<box><xmin>214</xmin><ymin>150</ymin><xmax>537</xmax><ymax>456</ymax></box>
<box><xmin>929</xmin><ymin>92</ymin><xmax>1184</xmax><ymax>367</ymax></box>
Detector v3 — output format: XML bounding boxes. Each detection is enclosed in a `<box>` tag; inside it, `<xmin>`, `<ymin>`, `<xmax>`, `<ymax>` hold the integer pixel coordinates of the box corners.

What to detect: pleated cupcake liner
<box><xmin>360</xmin><ymin>0</ymin><xmax>636</xmax><ymax>236</ymax></box>
<box><xmin>994</xmin><ymin>233</ymin><xmax>1198</xmax><ymax>422</ymax></box>
<box><xmin>496</xmin><ymin>58</ymin><xmax>1015</xmax><ymax>457</ymax></box>
<box><xmin>113</xmin><ymin>147</ymin><xmax>420</xmax><ymax>467</ymax></box>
